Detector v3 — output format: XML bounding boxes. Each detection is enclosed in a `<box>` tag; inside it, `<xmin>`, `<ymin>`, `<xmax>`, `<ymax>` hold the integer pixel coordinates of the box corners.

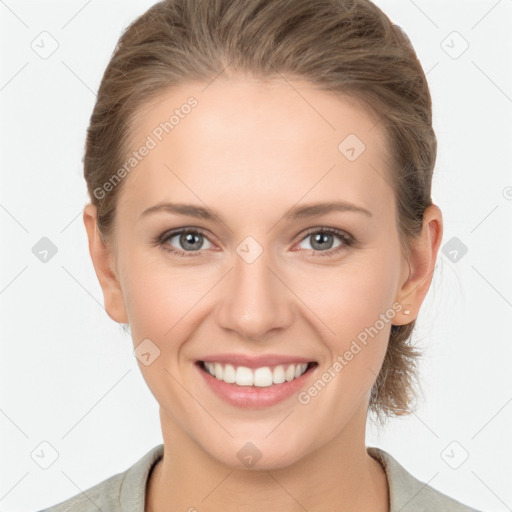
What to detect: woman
<box><xmin>39</xmin><ymin>0</ymin><xmax>483</xmax><ymax>510</ymax></box>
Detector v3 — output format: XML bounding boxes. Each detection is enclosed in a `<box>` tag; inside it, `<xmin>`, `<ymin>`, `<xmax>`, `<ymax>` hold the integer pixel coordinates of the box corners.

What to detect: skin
<box><xmin>83</xmin><ymin>75</ymin><xmax>442</xmax><ymax>512</ymax></box>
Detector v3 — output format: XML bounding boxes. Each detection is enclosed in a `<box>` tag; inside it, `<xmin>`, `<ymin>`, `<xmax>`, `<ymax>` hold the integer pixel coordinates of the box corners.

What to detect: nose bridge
<box><xmin>216</xmin><ymin>243</ymin><xmax>293</xmax><ymax>340</ymax></box>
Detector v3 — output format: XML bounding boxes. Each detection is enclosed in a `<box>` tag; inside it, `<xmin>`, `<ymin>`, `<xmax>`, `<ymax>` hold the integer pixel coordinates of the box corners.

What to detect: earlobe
<box><xmin>394</xmin><ymin>204</ymin><xmax>443</xmax><ymax>325</ymax></box>
<box><xmin>83</xmin><ymin>203</ymin><xmax>129</xmax><ymax>324</ymax></box>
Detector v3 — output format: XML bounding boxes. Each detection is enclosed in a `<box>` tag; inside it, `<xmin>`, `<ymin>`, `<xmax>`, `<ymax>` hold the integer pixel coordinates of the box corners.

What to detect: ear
<box><xmin>393</xmin><ymin>204</ymin><xmax>443</xmax><ymax>324</ymax></box>
<box><xmin>83</xmin><ymin>203</ymin><xmax>129</xmax><ymax>324</ymax></box>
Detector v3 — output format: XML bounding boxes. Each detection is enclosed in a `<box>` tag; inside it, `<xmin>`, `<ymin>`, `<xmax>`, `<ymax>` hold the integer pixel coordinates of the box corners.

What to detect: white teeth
<box><xmin>202</xmin><ymin>361</ymin><xmax>310</xmax><ymax>386</ymax></box>
<box><xmin>253</xmin><ymin>367</ymin><xmax>273</xmax><ymax>387</ymax></box>
<box><xmin>272</xmin><ymin>365</ymin><xmax>285</xmax><ymax>384</ymax></box>
<box><xmin>285</xmin><ymin>364</ymin><xmax>296</xmax><ymax>382</ymax></box>
<box><xmin>235</xmin><ymin>366</ymin><xmax>254</xmax><ymax>386</ymax></box>
<box><xmin>223</xmin><ymin>364</ymin><xmax>236</xmax><ymax>383</ymax></box>
<box><xmin>214</xmin><ymin>362</ymin><xmax>223</xmax><ymax>380</ymax></box>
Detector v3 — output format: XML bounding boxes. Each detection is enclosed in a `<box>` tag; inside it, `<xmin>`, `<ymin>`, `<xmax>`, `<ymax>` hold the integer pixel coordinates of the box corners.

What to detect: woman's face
<box><xmin>85</xmin><ymin>76</ymin><xmax>435</xmax><ymax>470</ymax></box>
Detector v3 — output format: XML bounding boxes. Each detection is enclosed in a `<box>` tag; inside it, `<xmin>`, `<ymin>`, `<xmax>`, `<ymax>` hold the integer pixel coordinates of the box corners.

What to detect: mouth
<box><xmin>195</xmin><ymin>360</ymin><xmax>319</xmax><ymax>387</ymax></box>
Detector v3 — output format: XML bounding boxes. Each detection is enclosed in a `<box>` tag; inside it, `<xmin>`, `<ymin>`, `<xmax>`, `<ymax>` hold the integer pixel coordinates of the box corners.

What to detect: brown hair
<box><xmin>84</xmin><ymin>0</ymin><xmax>436</xmax><ymax>424</ymax></box>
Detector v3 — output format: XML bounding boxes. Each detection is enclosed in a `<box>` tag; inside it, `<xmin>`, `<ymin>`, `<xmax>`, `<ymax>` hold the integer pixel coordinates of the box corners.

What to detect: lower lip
<box><xmin>196</xmin><ymin>362</ymin><xmax>318</xmax><ymax>409</ymax></box>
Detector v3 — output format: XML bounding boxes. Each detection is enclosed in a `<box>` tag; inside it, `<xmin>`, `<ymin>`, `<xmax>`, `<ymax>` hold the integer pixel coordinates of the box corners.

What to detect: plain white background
<box><xmin>1</xmin><ymin>0</ymin><xmax>511</xmax><ymax>510</ymax></box>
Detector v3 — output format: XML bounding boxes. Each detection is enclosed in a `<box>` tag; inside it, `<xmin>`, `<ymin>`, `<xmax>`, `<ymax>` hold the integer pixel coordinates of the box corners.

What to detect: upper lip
<box><xmin>197</xmin><ymin>353</ymin><xmax>316</xmax><ymax>369</ymax></box>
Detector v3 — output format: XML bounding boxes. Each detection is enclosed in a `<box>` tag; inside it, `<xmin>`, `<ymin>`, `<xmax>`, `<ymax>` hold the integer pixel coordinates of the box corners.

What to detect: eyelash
<box><xmin>155</xmin><ymin>227</ymin><xmax>355</xmax><ymax>258</ymax></box>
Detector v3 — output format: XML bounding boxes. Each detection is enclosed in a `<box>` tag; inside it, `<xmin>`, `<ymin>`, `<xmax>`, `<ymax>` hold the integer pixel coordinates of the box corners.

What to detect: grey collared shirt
<box><xmin>37</xmin><ymin>444</ymin><xmax>483</xmax><ymax>511</ymax></box>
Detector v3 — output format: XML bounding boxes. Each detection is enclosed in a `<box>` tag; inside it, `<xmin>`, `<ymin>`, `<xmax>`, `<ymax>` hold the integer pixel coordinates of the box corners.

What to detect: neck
<box><xmin>146</xmin><ymin>405</ymin><xmax>389</xmax><ymax>512</ymax></box>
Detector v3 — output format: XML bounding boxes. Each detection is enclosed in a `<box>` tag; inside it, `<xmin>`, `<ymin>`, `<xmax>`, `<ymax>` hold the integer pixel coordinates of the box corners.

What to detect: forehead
<box><xmin>118</xmin><ymin>76</ymin><xmax>395</xmax><ymax>223</ymax></box>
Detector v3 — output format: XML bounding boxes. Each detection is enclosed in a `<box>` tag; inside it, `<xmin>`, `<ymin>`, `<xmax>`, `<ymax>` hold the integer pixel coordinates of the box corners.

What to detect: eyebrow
<box><xmin>139</xmin><ymin>200</ymin><xmax>372</xmax><ymax>222</ymax></box>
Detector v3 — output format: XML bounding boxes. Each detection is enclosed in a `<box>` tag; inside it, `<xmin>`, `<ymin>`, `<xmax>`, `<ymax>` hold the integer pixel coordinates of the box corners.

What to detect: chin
<box><xmin>207</xmin><ymin>437</ymin><xmax>310</xmax><ymax>472</ymax></box>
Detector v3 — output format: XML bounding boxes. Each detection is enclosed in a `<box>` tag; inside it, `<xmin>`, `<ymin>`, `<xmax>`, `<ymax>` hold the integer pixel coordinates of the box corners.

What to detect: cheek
<box><xmin>293</xmin><ymin>244</ymin><xmax>402</xmax><ymax>399</ymax></box>
<box><xmin>120</xmin><ymin>260</ymin><xmax>209</xmax><ymax>418</ymax></box>
<box><xmin>116</xmin><ymin>218</ymin><xmax>208</xmax><ymax>320</ymax></box>
<box><xmin>293</xmin><ymin>255</ymin><xmax>399</xmax><ymax>422</ymax></box>
<box><xmin>300</xmin><ymin>255</ymin><xmax>400</xmax><ymax>342</ymax></box>
<box><xmin>120</xmin><ymin>256</ymin><xmax>226</xmax><ymax>418</ymax></box>
<box><xmin>123</xmin><ymin>275</ymin><xmax>170</xmax><ymax>342</ymax></box>
<box><xmin>121</xmin><ymin>250</ymin><xmax>214</xmax><ymax>341</ymax></box>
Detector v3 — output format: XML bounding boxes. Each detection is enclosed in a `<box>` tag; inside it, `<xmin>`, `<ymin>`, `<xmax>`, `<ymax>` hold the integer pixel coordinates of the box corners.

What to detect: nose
<box><xmin>216</xmin><ymin>247</ymin><xmax>295</xmax><ymax>341</ymax></box>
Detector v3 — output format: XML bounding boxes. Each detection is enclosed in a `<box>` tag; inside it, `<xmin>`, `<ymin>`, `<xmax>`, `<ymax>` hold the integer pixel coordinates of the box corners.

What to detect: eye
<box><xmin>295</xmin><ymin>228</ymin><xmax>354</xmax><ymax>257</ymax></box>
<box><xmin>155</xmin><ymin>227</ymin><xmax>355</xmax><ymax>258</ymax></box>
<box><xmin>157</xmin><ymin>228</ymin><xmax>213</xmax><ymax>257</ymax></box>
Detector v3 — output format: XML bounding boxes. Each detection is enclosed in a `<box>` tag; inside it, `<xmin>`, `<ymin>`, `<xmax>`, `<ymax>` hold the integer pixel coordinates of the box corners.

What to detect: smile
<box><xmin>199</xmin><ymin>361</ymin><xmax>317</xmax><ymax>387</ymax></box>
